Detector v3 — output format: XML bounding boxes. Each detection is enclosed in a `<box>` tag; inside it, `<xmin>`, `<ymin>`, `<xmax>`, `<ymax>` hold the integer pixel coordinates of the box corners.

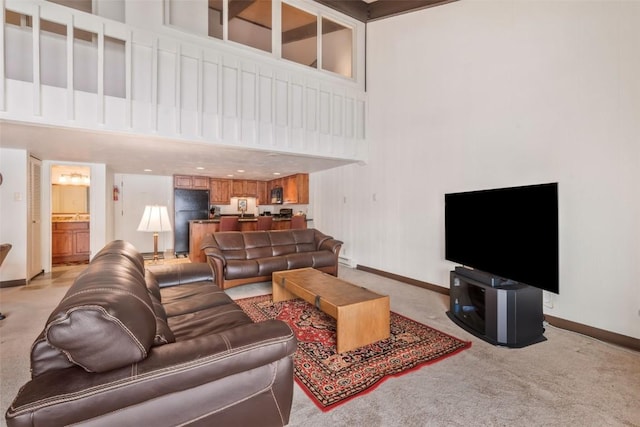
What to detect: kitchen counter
<box><xmin>188</xmin><ymin>217</ymin><xmax>312</xmax><ymax>263</ymax></box>
<box><xmin>52</xmin><ymin>214</ymin><xmax>91</xmax><ymax>222</ymax></box>
<box><xmin>191</xmin><ymin>216</ymin><xmax>310</xmax><ymax>223</ymax></box>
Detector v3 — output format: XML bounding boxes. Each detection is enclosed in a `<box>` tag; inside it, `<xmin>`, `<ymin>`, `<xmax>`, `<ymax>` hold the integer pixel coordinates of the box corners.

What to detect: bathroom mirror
<box><xmin>52</xmin><ymin>185</ymin><xmax>90</xmax><ymax>213</ymax></box>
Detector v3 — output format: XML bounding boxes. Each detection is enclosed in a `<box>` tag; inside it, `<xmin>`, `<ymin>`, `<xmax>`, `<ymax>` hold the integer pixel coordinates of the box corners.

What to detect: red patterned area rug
<box><xmin>236</xmin><ymin>294</ymin><xmax>472</xmax><ymax>411</ymax></box>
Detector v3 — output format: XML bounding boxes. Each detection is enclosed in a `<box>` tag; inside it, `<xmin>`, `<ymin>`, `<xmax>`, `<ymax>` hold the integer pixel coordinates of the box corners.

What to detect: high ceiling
<box><xmin>313</xmin><ymin>0</ymin><xmax>455</xmax><ymax>22</ymax></box>
<box><xmin>1</xmin><ymin>0</ymin><xmax>455</xmax><ymax>181</ymax></box>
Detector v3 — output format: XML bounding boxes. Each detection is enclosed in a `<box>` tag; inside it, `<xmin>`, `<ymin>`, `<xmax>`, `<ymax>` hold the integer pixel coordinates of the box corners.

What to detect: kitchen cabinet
<box><xmin>52</xmin><ymin>221</ymin><xmax>90</xmax><ymax>264</ymax></box>
<box><xmin>174</xmin><ymin>175</ymin><xmax>209</xmax><ymax>189</ymax></box>
<box><xmin>231</xmin><ymin>180</ymin><xmax>258</xmax><ymax>197</ymax></box>
<box><xmin>269</xmin><ymin>178</ymin><xmax>283</xmax><ymax>192</ymax></box>
<box><xmin>283</xmin><ymin>174</ymin><xmax>309</xmax><ymax>204</ymax></box>
<box><xmin>176</xmin><ymin>174</ymin><xmax>308</xmax><ymax>204</ymax></box>
<box><xmin>257</xmin><ymin>181</ymin><xmax>268</xmax><ymax>205</ymax></box>
<box><xmin>210</xmin><ymin>178</ymin><xmax>231</xmax><ymax>205</ymax></box>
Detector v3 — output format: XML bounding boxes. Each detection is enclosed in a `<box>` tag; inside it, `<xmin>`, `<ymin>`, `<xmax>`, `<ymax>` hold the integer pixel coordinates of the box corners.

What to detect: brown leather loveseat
<box><xmin>202</xmin><ymin>228</ymin><xmax>343</xmax><ymax>290</ymax></box>
<box><xmin>5</xmin><ymin>240</ymin><xmax>297</xmax><ymax>427</ymax></box>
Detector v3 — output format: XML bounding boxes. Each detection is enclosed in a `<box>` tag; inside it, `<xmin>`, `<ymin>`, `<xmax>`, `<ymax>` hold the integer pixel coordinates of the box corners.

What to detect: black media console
<box><xmin>447</xmin><ymin>267</ymin><xmax>546</xmax><ymax>348</ymax></box>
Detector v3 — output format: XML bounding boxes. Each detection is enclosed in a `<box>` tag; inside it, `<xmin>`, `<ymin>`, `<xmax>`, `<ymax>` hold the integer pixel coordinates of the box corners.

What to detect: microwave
<box><xmin>270</xmin><ymin>186</ymin><xmax>283</xmax><ymax>204</ymax></box>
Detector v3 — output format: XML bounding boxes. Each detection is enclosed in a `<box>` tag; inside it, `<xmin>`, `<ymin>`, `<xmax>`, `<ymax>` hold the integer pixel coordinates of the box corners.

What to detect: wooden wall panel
<box><xmin>356</xmin><ymin>99</ymin><xmax>365</xmax><ymax>139</ymax></box>
<box><xmin>258</xmin><ymin>73</ymin><xmax>273</xmax><ymax>145</ymax></box>
<box><xmin>345</xmin><ymin>97</ymin><xmax>354</xmax><ymax>138</ymax></box>
<box><xmin>319</xmin><ymin>90</ymin><xmax>330</xmax><ymax>135</ymax></box>
<box><xmin>241</xmin><ymin>69</ymin><xmax>256</xmax><ymax>142</ymax></box>
<box><xmin>222</xmin><ymin>65</ymin><xmax>237</xmax><ymax>118</ymax></box>
<box><xmin>291</xmin><ymin>83</ymin><xmax>303</xmax><ymax>129</ymax></box>
<box><xmin>202</xmin><ymin>61</ymin><xmax>219</xmax><ymax>114</ymax></box>
<box><xmin>275</xmin><ymin>79</ymin><xmax>288</xmax><ymax>127</ymax></box>
<box><xmin>180</xmin><ymin>55</ymin><xmax>197</xmax><ymax>111</ymax></box>
<box><xmin>305</xmin><ymin>87</ymin><xmax>317</xmax><ymax>131</ymax></box>
<box><xmin>157</xmin><ymin>49</ymin><xmax>175</xmax><ymax>106</ymax></box>
<box><xmin>222</xmin><ymin>64</ymin><xmax>238</xmax><ymax>140</ymax></box>
<box><xmin>332</xmin><ymin>93</ymin><xmax>343</xmax><ymax>137</ymax></box>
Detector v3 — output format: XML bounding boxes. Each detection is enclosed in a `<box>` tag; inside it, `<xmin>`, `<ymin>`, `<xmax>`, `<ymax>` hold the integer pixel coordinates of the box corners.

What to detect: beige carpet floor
<box><xmin>1</xmin><ymin>265</ymin><xmax>639</xmax><ymax>427</ymax></box>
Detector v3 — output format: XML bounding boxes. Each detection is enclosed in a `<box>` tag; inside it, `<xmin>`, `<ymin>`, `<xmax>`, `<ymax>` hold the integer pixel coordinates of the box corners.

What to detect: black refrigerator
<box><xmin>174</xmin><ymin>189</ymin><xmax>210</xmax><ymax>256</ymax></box>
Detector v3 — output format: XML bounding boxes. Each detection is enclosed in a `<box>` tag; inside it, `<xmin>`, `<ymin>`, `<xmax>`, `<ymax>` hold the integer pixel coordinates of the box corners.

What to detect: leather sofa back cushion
<box><xmin>214</xmin><ymin>229</ymin><xmax>320</xmax><ymax>259</ymax></box>
<box><xmin>93</xmin><ymin>239</ymin><xmax>145</xmax><ymax>273</ymax></box>
<box><xmin>44</xmin><ymin>256</ymin><xmax>157</xmax><ymax>373</ymax></box>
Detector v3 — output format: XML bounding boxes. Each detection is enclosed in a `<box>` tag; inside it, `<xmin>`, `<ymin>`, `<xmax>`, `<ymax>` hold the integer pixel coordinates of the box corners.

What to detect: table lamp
<box><xmin>137</xmin><ymin>205</ymin><xmax>172</xmax><ymax>262</ymax></box>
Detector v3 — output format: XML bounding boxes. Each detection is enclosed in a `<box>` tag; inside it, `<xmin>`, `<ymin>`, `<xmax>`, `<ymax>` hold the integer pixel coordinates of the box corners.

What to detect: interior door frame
<box><xmin>28</xmin><ymin>155</ymin><xmax>43</xmax><ymax>282</ymax></box>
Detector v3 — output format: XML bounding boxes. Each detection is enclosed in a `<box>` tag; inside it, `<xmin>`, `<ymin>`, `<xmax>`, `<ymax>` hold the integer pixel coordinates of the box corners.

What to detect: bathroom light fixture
<box><xmin>58</xmin><ymin>173</ymin><xmax>90</xmax><ymax>185</ymax></box>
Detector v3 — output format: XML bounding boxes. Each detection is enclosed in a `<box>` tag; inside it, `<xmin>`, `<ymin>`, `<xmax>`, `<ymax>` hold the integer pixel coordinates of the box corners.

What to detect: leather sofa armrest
<box><xmin>7</xmin><ymin>320</ymin><xmax>297</xmax><ymax>426</ymax></box>
<box><xmin>203</xmin><ymin>247</ymin><xmax>226</xmax><ymax>289</ymax></box>
<box><xmin>319</xmin><ymin>238</ymin><xmax>343</xmax><ymax>255</ymax></box>
<box><xmin>147</xmin><ymin>263</ymin><xmax>214</xmax><ymax>288</ymax></box>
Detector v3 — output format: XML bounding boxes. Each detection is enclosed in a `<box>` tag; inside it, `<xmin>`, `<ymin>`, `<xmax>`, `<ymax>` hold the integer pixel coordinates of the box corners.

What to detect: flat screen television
<box><xmin>445</xmin><ymin>183</ymin><xmax>559</xmax><ymax>294</ymax></box>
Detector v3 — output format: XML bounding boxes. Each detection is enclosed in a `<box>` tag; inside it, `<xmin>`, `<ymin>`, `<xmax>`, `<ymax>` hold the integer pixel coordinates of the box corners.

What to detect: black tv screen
<box><xmin>445</xmin><ymin>183</ymin><xmax>559</xmax><ymax>294</ymax></box>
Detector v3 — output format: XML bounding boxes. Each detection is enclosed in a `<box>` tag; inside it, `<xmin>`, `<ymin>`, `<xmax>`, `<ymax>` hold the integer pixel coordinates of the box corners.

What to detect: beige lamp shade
<box><xmin>137</xmin><ymin>205</ymin><xmax>172</xmax><ymax>232</ymax></box>
<box><xmin>137</xmin><ymin>205</ymin><xmax>172</xmax><ymax>262</ymax></box>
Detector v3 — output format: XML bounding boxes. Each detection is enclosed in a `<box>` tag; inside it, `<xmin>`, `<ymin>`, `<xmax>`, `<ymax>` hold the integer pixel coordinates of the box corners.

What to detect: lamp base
<box><xmin>153</xmin><ymin>232</ymin><xmax>159</xmax><ymax>262</ymax></box>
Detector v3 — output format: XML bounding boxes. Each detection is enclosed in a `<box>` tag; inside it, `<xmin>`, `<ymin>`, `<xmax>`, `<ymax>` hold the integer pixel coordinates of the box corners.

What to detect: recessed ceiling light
<box><xmin>227</xmin><ymin>174</ymin><xmax>234</xmax><ymax>177</ymax></box>
<box><xmin>196</xmin><ymin>167</ymin><xmax>205</xmax><ymax>170</ymax></box>
<box><xmin>273</xmin><ymin>172</ymin><xmax>281</xmax><ymax>176</ymax></box>
<box><xmin>144</xmin><ymin>169</ymin><xmax>152</xmax><ymax>172</ymax></box>
<box><xmin>237</xmin><ymin>169</ymin><xmax>245</xmax><ymax>173</ymax></box>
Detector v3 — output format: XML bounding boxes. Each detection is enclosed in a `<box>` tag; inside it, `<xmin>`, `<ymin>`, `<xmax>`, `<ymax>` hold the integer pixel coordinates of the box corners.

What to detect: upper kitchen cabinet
<box><xmin>257</xmin><ymin>181</ymin><xmax>269</xmax><ymax>205</ymax></box>
<box><xmin>210</xmin><ymin>178</ymin><xmax>231</xmax><ymax>205</ymax></box>
<box><xmin>283</xmin><ymin>174</ymin><xmax>309</xmax><ymax>204</ymax></box>
<box><xmin>174</xmin><ymin>175</ymin><xmax>210</xmax><ymax>190</ymax></box>
<box><xmin>269</xmin><ymin>178</ymin><xmax>283</xmax><ymax>192</ymax></box>
<box><xmin>231</xmin><ymin>180</ymin><xmax>258</xmax><ymax>197</ymax></box>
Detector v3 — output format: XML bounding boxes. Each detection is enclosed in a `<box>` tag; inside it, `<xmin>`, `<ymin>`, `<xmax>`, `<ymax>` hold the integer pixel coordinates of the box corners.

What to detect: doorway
<box><xmin>51</xmin><ymin>165</ymin><xmax>91</xmax><ymax>267</ymax></box>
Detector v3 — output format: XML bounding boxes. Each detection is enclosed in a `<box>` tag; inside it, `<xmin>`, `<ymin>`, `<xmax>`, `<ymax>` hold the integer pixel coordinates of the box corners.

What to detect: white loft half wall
<box><xmin>1</xmin><ymin>0</ymin><xmax>367</xmax><ymax>166</ymax></box>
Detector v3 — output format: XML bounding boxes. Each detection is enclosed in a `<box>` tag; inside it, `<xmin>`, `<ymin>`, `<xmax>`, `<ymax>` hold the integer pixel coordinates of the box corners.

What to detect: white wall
<box><xmin>0</xmin><ymin>149</ymin><xmax>28</xmax><ymax>281</ymax></box>
<box><xmin>312</xmin><ymin>0</ymin><xmax>640</xmax><ymax>339</ymax></box>
<box><xmin>113</xmin><ymin>174</ymin><xmax>174</xmax><ymax>254</ymax></box>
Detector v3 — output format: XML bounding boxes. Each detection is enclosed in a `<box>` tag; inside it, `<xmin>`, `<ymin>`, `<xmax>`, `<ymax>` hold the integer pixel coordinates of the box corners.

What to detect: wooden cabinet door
<box><xmin>296</xmin><ymin>174</ymin><xmax>309</xmax><ymax>204</ymax></box>
<box><xmin>174</xmin><ymin>175</ymin><xmax>193</xmax><ymax>188</ymax></box>
<box><xmin>75</xmin><ymin>231</ymin><xmax>91</xmax><ymax>254</ymax></box>
<box><xmin>192</xmin><ymin>176</ymin><xmax>210</xmax><ymax>189</ymax></box>
<box><xmin>52</xmin><ymin>231</ymin><xmax>73</xmax><ymax>256</ymax></box>
<box><xmin>257</xmin><ymin>181</ymin><xmax>268</xmax><ymax>205</ymax></box>
<box><xmin>245</xmin><ymin>180</ymin><xmax>258</xmax><ymax>197</ymax></box>
<box><xmin>210</xmin><ymin>179</ymin><xmax>231</xmax><ymax>204</ymax></box>
<box><xmin>283</xmin><ymin>175</ymin><xmax>298</xmax><ymax>203</ymax></box>
<box><xmin>231</xmin><ymin>180</ymin><xmax>245</xmax><ymax>197</ymax></box>
<box><xmin>269</xmin><ymin>178</ymin><xmax>283</xmax><ymax>191</ymax></box>
<box><xmin>283</xmin><ymin>174</ymin><xmax>309</xmax><ymax>204</ymax></box>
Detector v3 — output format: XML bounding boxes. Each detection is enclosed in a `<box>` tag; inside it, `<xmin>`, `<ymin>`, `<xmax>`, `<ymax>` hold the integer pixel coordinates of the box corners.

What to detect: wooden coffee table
<box><xmin>272</xmin><ymin>268</ymin><xmax>390</xmax><ymax>353</ymax></box>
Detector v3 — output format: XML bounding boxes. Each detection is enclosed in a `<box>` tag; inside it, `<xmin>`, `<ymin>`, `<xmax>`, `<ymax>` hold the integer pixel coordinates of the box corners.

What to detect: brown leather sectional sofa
<box><xmin>202</xmin><ymin>228</ymin><xmax>343</xmax><ymax>290</ymax></box>
<box><xmin>5</xmin><ymin>240</ymin><xmax>297</xmax><ymax>427</ymax></box>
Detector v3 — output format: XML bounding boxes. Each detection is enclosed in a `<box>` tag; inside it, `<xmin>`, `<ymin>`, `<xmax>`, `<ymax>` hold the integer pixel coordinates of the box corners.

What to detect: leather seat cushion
<box><xmin>285</xmin><ymin>252</ymin><xmax>314</xmax><ymax>270</ymax></box>
<box><xmin>161</xmin><ymin>283</ymin><xmax>233</xmax><ymax>317</ymax></box>
<box><xmin>285</xmin><ymin>251</ymin><xmax>335</xmax><ymax>270</ymax></box>
<box><xmin>257</xmin><ymin>256</ymin><xmax>288</xmax><ymax>276</ymax></box>
<box><xmin>225</xmin><ymin>259</ymin><xmax>259</xmax><ymax>280</ymax></box>
<box><xmin>167</xmin><ymin>303</ymin><xmax>253</xmax><ymax>341</ymax></box>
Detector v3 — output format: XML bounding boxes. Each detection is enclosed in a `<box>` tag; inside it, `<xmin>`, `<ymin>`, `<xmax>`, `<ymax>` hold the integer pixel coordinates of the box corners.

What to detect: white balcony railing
<box><xmin>0</xmin><ymin>0</ymin><xmax>367</xmax><ymax>161</ymax></box>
